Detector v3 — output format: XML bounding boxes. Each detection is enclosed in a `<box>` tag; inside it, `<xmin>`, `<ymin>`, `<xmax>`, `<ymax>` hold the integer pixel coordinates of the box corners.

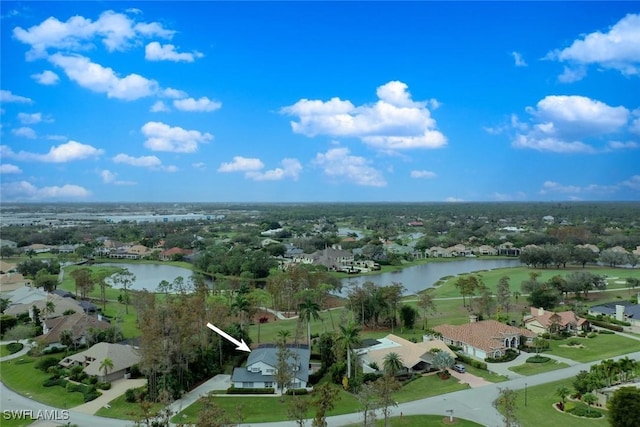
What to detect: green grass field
<box><xmin>394</xmin><ymin>374</ymin><xmax>468</xmax><ymax>403</ymax></box>
<box><xmin>344</xmin><ymin>414</ymin><xmax>484</xmax><ymax>426</ymax></box>
<box><xmin>0</xmin><ymin>343</ymin><xmax>24</xmax><ymax>357</ymax></box>
<box><xmin>0</xmin><ymin>416</ymin><xmax>35</xmax><ymax>427</ymax></box>
<box><xmin>0</xmin><ymin>356</ymin><xmax>87</xmax><ymax>408</ymax></box>
<box><xmin>509</xmin><ymin>359</ymin><xmax>570</xmax><ymax>376</ymax></box>
<box><xmin>545</xmin><ymin>333</ymin><xmax>640</xmax><ymax>362</ymax></box>
<box><xmin>430</xmin><ymin>266</ymin><xmax>640</xmax><ymax>299</ymax></box>
<box><xmin>94</xmin><ymin>393</ymin><xmax>164</xmax><ymax>421</ymax></box>
<box><xmin>512</xmin><ymin>379</ymin><xmax>607</xmax><ymax>427</ymax></box>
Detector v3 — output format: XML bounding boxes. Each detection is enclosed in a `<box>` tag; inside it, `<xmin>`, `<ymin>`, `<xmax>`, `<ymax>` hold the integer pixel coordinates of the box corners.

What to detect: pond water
<box><xmin>339</xmin><ymin>258</ymin><xmax>522</xmax><ymax>295</ymax></box>
<box><xmin>99</xmin><ymin>262</ymin><xmax>198</xmax><ymax>292</ymax></box>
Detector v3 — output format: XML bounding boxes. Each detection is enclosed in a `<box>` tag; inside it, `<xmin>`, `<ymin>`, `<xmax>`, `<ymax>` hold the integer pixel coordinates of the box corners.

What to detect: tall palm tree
<box><xmin>337</xmin><ymin>322</ymin><xmax>360</xmax><ymax>379</ymax></box>
<box><xmin>298</xmin><ymin>296</ymin><xmax>322</xmax><ymax>346</ymax></box>
<box><xmin>43</xmin><ymin>300</ymin><xmax>56</xmax><ymax>319</ymax></box>
<box><xmin>277</xmin><ymin>329</ymin><xmax>292</xmax><ymax>345</ymax></box>
<box><xmin>383</xmin><ymin>352</ymin><xmax>404</xmax><ymax>376</ymax></box>
<box><xmin>231</xmin><ymin>294</ymin><xmax>253</xmax><ymax>331</ymax></box>
<box><xmin>99</xmin><ymin>357</ymin><xmax>114</xmax><ymax>381</ymax></box>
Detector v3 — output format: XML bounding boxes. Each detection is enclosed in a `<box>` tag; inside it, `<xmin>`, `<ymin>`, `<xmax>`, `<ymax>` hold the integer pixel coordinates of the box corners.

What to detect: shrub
<box><xmin>125</xmin><ymin>387</ymin><xmax>146</xmax><ymax>403</ymax></box>
<box><xmin>455</xmin><ymin>353</ymin><xmax>487</xmax><ymax>370</ymax></box>
<box><xmin>6</xmin><ymin>342</ymin><xmax>24</xmax><ymax>354</ymax></box>
<box><xmin>485</xmin><ymin>349</ymin><xmax>519</xmax><ymax>363</ymax></box>
<box><xmin>567</xmin><ymin>406</ymin><xmax>603</xmax><ymax>418</ymax></box>
<box><xmin>567</xmin><ymin>339</ymin><xmax>581</xmax><ymax>346</ymax></box>
<box><xmin>285</xmin><ymin>388</ymin><xmax>308</xmax><ymax>395</ymax></box>
<box><xmin>307</xmin><ymin>367</ymin><xmax>326</xmax><ymax>386</ymax></box>
<box><xmin>589</xmin><ymin>319</ymin><xmax>623</xmax><ymax>332</ymax></box>
<box><xmin>43</xmin><ymin>346</ymin><xmax>64</xmax><ymax>355</ymax></box>
<box><xmin>226</xmin><ymin>386</ymin><xmax>274</xmax><ymax>394</ymax></box>
<box><xmin>97</xmin><ymin>382</ymin><xmax>111</xmax><ymax>390</ymax></box>
<box><xmin>129</xmin><ymin>364</ymin><xmax>142</xmax><ymax>378</ymax></box>
<box><xmin>43</xmin><ymin>377</ymin><xmax>63</xmax><ymax>387</ymax></box>
<box><xmin>598</xmin><ymin>329</ymin><xmax>615</xmax><ymax>334</ymax></box>
<box><xmin>362</xmin><ymin>372</ymin><xmax>383</xmax><ymax>383</ymax></box>
<box><xmin>587</xmin><ymin>332</ymin><xmax>597</xmax><ymax>338</ymax></box>
<box><xmin>526</xmin><ymin>356</ymin><xmax>551</xmax><ymax>363</ymax></box>
<box><xmin>0</xmin><ymin>315</ymin><xmax>19</xmax><ymax>333</ymax></box>
<box><xmin>83</xmin><ymin>390</ymin><xmax>101</xmax><ymax>402</ymax></box>
<box><xmin>36</xmin><ymin>356</ymin><xmax>60</xmax><ymax>372</ymax></box>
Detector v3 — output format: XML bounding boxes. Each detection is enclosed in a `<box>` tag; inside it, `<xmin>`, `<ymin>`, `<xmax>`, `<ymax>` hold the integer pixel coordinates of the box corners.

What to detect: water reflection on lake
<box><xmin>340</xmin><ymin>258</ymin><xmax>522</xmax><ymax>295</ymax></box>
<box><xmin>99</xmin><ymin>263</ymin><xmax>197</xmax><ymax>292</ymax></box>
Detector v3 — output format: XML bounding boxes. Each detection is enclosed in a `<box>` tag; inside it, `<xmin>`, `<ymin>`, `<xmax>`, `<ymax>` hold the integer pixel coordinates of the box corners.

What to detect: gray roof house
<box><xmin>59</xmin><ymin>342</ymin><xmax>140</xmax><ymax>382</ymax></box>
<box><xmin>589</xmin><ymin>301</ymin><xmax>640</xmax><ymax>326</ymax></box>
<box><xmin>231</xmin><ymin>344</ymin><xmax>311</xmax><ymax>390</ymax></box>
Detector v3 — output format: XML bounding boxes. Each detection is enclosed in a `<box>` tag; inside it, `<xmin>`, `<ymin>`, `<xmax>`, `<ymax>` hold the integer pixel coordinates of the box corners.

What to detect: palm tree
<box><xmin>337</xmin><ymin>322</ymin><xmax>361</xmax><ymax>379</ymax></box>
<box><xmin>277</xmin><ymin>329</ymin><xmax>291</xmax><ymax>345</ymax></box>
<box><xmin>383</xmin><ymin>352</ymin><xmax>404</xmax><ymax>376</ymax></box>
<box><xmin>43</xmin><ymin>300</ymin><xmax>56</xmax><ymax>319</ymax></box>
<box><xmin>99</xmin><ymin>357</ymin><xmax>114</xmax><ymax>381</ymax></box>
<box><xmin>582</xmin><ymin>393</ymin><xmax>597</xmax><ymax>415</ymax></box>
<box><xmin>556</xmin><ymin>386</ymin><xmax>570</xmax><ymax>409</ymax></box>
<box><xmin>231</xmin><ymin>293</ymin><xmax>253</xmax><ymax>331</ymax></box>
<box><xmin>298</xmin><ymin>296</ymin><xmax>322</xmax><ymax>346</ymax></box>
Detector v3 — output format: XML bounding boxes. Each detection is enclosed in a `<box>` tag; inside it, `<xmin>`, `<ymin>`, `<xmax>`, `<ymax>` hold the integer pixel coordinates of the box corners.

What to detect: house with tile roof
<box><xmin>160</xmin><ymin>247</ymin><xmax>193</xmax><ymax>261</ymax></box>
<box><xmin>59</xmin><ymin>342</ymin><xmax>140</xmax><ymax>382</ymax></box>
<box><xmin>231</xmin><ymin>344</ymin><xmax>310</xmax><ymax>390</ymax></box>
<box><xmin>524</xmin><ymin>307</ymin><xmax>589</xmax><ymax>334</ymax></box>
<box><xmin>432</xmin><ymin>319</ymin><xmax>536</xmax><ymax>360</ymax></box>
<box><xmin>40</xmin><ymin>312</ymin><xmax>111</xmax><ymax>348</ymax></box>
<box><xmin>358</xmin><ymin>334</ymin><xmax>457</xmax><ymax>374</ymax></box>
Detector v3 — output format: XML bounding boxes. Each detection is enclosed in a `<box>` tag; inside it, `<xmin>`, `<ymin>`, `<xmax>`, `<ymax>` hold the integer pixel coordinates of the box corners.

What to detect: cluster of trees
<box><xmin>135</xmin><ymin>284</ymin><xmax>250</xmax><ymax>401</ymax></box>
<box><xmin>346</xmin><ymin>282</ymin><xmax>410</xmax><ymax>331</ymax></box>
<box><xmin>520</xmin><ymin>245</ymin><xmax>638</xmax><ymax>268</ymax></box>
<box><xmin>195</xmin><ymin>245</ymin><xmax>277</xmax><ymax>279</ymax></box>
<box><xmin>521</xmin><ymin>271</ymin><xmax>606</xmax><ymax>309</ymax></box>
<box><xmin>454</xmin><ymin>275</ymin><xmax>514</xmax><ymax>321</ymax></box>
<box><xmin>573</xmin><ymin>357</ymin><xmax>639</xmax><ymax>395</ymax></box>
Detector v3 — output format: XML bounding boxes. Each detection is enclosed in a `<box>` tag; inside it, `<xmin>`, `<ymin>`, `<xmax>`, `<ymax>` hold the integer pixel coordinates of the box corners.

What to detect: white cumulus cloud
<box><xmin>247</xmin><ymin>158</ymin><xmax>303</xmax><ymax>181</ymax></box>
<box><xmin>100</xmin><ymin>169</ymin><xmax>136</xmax><ymax>185</ymax></box>
<box><xmin>511</xmin><ymin>95</ymin><xmax>631</xmax><ymax>153</ymax></box>
<box><xmin>113</xmin><ymin>153</ymin><xmax>161</xmax><ymax>167</ymax></box>
<box><xmin>0</xmin><ymin>90</ymin><xmax>32</xmax><ymax>103</ymax></box>
<box><xmin>17</xmin><ymin>112</ymin><xmax>44</xmax><ymax>124</ymax></box>
<box><xmin>142</xmin><ymin>121</ymin><xmax>212</xmax><ymax>153</ymax></box>
<box><xmin>12</xmin><ymin>127</ymin><xmax>37</xmax><ymax>139</ymax></box>
<box><xmin>218</xmin><ymin>156</ymin><xmax>265</xmax><ymax>172</ymax></box>
<box><xmin>145</xmin><ymin>42</ymin><xmax>203</xmax><ymax>62</ymax></box>
<box><xmin>1</xmin><ymin>141</ymin><xmax>103</xmax><ymax>162</ymax></box>
<box><xmin>281</xmin><ymin>81</ymin><xmax>447</xmax><ymax>152</ymax></box>
<box><xmin>0</xmin><ymin>164</ymin><xmax>22</xmax><ymax>174</ymax></box>
<box><xmin>0</xmin><ymin>181</ymin><xmax>90</xmax><ymax>201</ymax></box>
<box><xmin>49</xmin><ymin>53</ymin><xmax>158</xmax><ymax>101</ymax></box>
<box><xmin>410</xmin><ymin>170</ymin><xmax>437</xmax><ymax>179</ymax></box>
<box><xmin>13</xmin><ymin>10</ymin><xmax>175</xmax><ymax>59</ymax></box>
<box><xmin>547</xmin><ymin>13</ymin><xmax>640</xmax><ymax>80</ymax></box>
<box><xmin>31</xmin><ymin>70</ymin><xmax>60</xmax><ymax>85</ymax></box>
<box><xmin>511</xmin><ymin>51</ymin><xmax>527</xmax><ymax>67</ymax></box>
<box><xmin>150</xmin><ymin>101</ymin><xmax>170</xmax><ymax>113</ymax></box>
<box><xmin>312</xmin><ymin>147</ymin><xmax>386</xmax><ymax>187</ymax></box>
<box><xmin>173</xmin><ymin>97</ymin><xmax>221</xmax><ymax>112</ymax></box>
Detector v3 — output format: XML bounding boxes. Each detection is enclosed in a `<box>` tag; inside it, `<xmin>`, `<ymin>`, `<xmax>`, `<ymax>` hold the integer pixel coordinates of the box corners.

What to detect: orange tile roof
<box><xmin>433</xmin><ymin>320</ymin><xmax>536</xmax><ymax>353</ymax></box>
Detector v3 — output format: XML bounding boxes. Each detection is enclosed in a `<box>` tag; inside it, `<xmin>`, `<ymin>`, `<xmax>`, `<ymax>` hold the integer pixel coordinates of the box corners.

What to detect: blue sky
<box><xmin>1</xmin><ymin>1</ymin><xmax>639</xmax><ymax>203</ymax></box>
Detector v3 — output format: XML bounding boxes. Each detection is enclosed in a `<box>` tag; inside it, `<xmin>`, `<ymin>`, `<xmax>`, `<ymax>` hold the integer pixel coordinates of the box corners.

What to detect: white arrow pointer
<box><xmin>206</xmin><ymin>322</ymin><xmax>251</xmax><ymax>353</ymax></box>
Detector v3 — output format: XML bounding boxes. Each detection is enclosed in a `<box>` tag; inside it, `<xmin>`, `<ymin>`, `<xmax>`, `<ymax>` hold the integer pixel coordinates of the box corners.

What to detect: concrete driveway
<box><xmin>449</xmin><ymin>370</ymin><xmax>491</xmax><ymax>388</ymax></box>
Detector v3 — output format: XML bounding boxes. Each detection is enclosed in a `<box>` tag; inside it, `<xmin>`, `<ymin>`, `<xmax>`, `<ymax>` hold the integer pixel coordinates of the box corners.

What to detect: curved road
<box><xmin>4</xmin><ymin>348</ymin><xmax>640</xmax><ymax>427</ymax></box>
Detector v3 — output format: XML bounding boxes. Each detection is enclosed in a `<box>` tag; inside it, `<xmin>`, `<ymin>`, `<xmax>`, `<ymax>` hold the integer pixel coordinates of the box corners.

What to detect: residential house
<box><xmin>21</xmin><ymin>243</ymin><xmax>52</xmax><ymax>254</ymax></box>
<box><xmin>475</xmin><ymin>245</ymin><xmax>498</xmax><ymax>256</ymax></box>
<box><xmin>358</xmin><ymin>334</ymin><xmax>457</xmax><ymax>374</ymax></box>
<box><xmin>0</xmin><ymin>271</ymin><xmax>32</xmax><ymax>292</ymax></box>
<box><xmin>40</xmin><ymin>312</ymin><xmax>111</xmax><ymax>349</ymax></box>
<box><xmin>0</xmin><ymin>239</ymin><xmax>18</xmax><ymax>249</ymax></box>
<box><xmin>523</xmin><ymin>307</ymin><xmax>589</xmax><ymax>334</ymax></box>
<box><xmin>497</xmin><ymin>242</ymin><xmax>521</xmax><ymax>257</ymax></box>
<box><xmin>231</xmin><ymin>344</ymin><xmax>311</xmax><ymax>390</ymax></box>
<box><xmin>428</xmin><ymin>246</ymin><xmax>449</xmax><ymax>258</ymax></box>
<box><xmin>447</xmin><ymin>244</ymin><xmax>472</xmax><ymax>257</ymax></box>
<box><xmin>433</xmin><ymin>319</ymin><xmax>536</xmax><ymax>360</ymax></box>
<box><xmin>589</xmin><ymin>301</ymin><xmax>640</xmax><ymax>327</ymax></box>
<box><xmin>59</xmin><ymin>342</ymin><xmax>140</xmax><ymax>382</ymax></box>
<box><xmin>5</xmin><ymin>293</ymin><xmax>85</xmax><ymax>320</ymax></box>
<box><xmin>308</xmin><ymin>246</ymin><xmax>354</xmax><ymax>271</ymax></box>
<box><xmin>576</xmin><ymin>244</ymin><xmax>600</xmax><ymax>254</ymax></box>
<box><xmin>160</xmin><ymin>247</ymin><xmax>193</xmax><ymax>261</ymax></box>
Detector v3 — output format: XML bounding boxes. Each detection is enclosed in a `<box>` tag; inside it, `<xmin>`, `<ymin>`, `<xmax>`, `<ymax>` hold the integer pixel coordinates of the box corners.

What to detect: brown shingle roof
<box><xmin>40</xmin><ymin>313</ymin><xmax>110</xmax><ymax>344</ymax></box>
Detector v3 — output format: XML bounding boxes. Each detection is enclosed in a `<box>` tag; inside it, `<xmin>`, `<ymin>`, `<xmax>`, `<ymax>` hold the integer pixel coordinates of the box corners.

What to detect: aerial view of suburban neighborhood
<box><xmin>2</xmin><ymin>1</ymin><xmax>640</xmax><ymax>427</ymax></box>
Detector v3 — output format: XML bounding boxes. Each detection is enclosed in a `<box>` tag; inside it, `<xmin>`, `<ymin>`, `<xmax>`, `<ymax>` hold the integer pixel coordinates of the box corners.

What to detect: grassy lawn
<box><xmin>509</xmin><ymin>359</ymin><xmax>570</xmax><ymax>376</ymax></box>
<box><xmin>0</xmin><ymin>417</ymin><xmax>35</xmax><ymax>427</ymax></box>
<box><xmin>465</xmin><ymin>365</ymin><xmax>509</xmax><ymax>382</ymax></box>
<box><xmin>394</xmin><ymin>374</ymin><xmax>468</xmax><ymax>403</ymax></box>
<box><xmin>0</xmin><ymin>343</ymin><xmax>24</xmax><ymax>357</ymax></box>
<box><xmin>0</xmin><ymin>356</ymin><xmax>87</xmax><ymax>408</ymax></box>
<box><xmin>95</xmin><ymin>393</ymin><xmax>164</xmax><ymax>421</ymax></box>
<box><xmin>512</xmin><ymin>379</ymin><xmax>607</xmax><ymax>427</ymax></box>
<box><xmin>430</xmin><ymin>266</ymin><xmax>640</xmax><ymax>299</ymax></box>
<box><xmin>545</xmin><ymin>333</ymin><xmax>640</xmax><ymax>363</ymax></box>
<box><xmin>345</xmin><ymin>414</ymin><xmax>484</xmax><ymax>426</ymax></box>
<box><xmin>173</xmin><ymin>386</ymin><xmax>359</xmax><ymax>424</ymax></box>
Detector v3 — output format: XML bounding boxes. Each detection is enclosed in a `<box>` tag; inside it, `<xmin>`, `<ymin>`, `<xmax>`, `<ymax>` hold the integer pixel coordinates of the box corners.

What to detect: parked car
<box><xmin>452</xmin><ymin>364</ymin><xmax>466</xmax><ymax>373</ymax></box>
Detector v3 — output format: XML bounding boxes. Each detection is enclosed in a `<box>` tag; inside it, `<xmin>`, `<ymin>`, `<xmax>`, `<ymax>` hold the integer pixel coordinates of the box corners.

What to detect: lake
<box><xmin>100</xmin><ymin>263</ymin><xmax>198</xmax><ymax>292</ymax></box>
<box><xmin>339</xmin><ymin>258</ymin><xmax>522</xmax><ymax>295</ymax></box>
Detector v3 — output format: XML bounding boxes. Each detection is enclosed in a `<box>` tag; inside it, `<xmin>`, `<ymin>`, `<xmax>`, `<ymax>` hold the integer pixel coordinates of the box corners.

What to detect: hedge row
<box><xmin>589</xmin><ymin>319</ymin><xmax>624</xmax><ymax>332</ymax></box>
<box><xmin>226</xmin><ymin>386</ymin><xmax>275</xmax><ymax>395</ymax></box>
<box><xmin>455</xmin><ymin>353</ymin><xmax>487</xmax><ymax>370</ymax></box>
<box><xmin>285</xmin><ymin>388</ymin><xmax>308</xmax><ymax>395</ymax></box>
